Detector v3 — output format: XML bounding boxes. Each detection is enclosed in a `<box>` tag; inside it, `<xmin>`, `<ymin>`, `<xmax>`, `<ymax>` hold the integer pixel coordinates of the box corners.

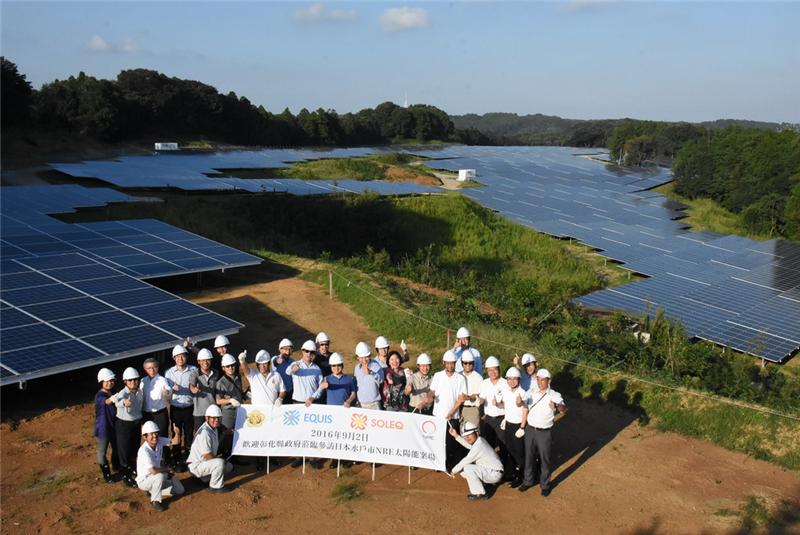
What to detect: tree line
<box><xmin>1</xmin><ymin>58</ymin><xmax>453</xmax><ymax>146</ymax></box>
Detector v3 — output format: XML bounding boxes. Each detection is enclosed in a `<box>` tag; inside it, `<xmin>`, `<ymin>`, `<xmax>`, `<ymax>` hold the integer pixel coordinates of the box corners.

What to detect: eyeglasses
<box><xmin>463</xmin><ymin>362</ymin><xmax>474</xmax><ymax>365</ymax></box>
<box><xmin>318</xmin><ymin>342</ymin><xmax>330</xmax><ymax>346</ymax></box>
<box><xmin>223</xmin><ymin>364</ymin><xmax>235</xmax><ymax>368</ymax></box>
<box><xmin>302</xmin><ymin>350</ymin><xmax>314</xmax><ymax>353</ymax></box>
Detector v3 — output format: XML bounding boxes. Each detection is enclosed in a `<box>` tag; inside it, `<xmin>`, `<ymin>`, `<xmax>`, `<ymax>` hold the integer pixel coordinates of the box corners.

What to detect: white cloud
<box><xmin>86</xmin><ymin>35</ymin><xmax>138</xmax><ymax>54</ymax></box>
<box><xmin>292</xmin><ymin>3</ymin><xmax>357</xmax><ymax>23</ymax></box>
<box><xmin>380</xmin><ymin>6</ymin><xmax>429</xmax><ymax>32</ymax></box>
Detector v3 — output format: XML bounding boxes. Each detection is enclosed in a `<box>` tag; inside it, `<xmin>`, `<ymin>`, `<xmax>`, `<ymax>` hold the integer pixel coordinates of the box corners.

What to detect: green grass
<box><xmin>654</xmin><ymin>183</ymin><xmax>773</xmax><ymax>240</ymax></box>
<box><xmin>331</xmin><ymin>479</ymin><xmax>364</xmax><ymax>503</ymax></box>
<box><xmin>24</xmin><ymin>469</ymin><xmax>81</xmax><ymax>496</ymax></box>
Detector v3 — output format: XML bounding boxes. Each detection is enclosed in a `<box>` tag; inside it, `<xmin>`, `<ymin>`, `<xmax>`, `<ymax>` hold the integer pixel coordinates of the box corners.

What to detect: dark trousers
<box><xmin>115</xmin><ymin>418</ymin><xmax>141</xmax><ymax>470</ymax></box>
<box><xmin>143</xmin><ymin>409</ymin><xmax>169</xmax><ymax>437</ymax></box>
<box><xmin>193</xmin><ymin>415</ymin><xmax>206</xmax><ymax>434</ymax></box>
<box><xmin>523</xmin><ymin>426</ymin><xmax>552</xmax><ymax>490</ymax></box>
<box><xmin>482</xmin><ymin>415</ymin><xmax>515</xmax><ymax>476</ymax></box>
<box><xmin>503</xmin><ymin>421</ymin><xmax>525</xmax><ymax>481</ymax></box>
<box><xmin>445</xmin><ymin>418</ymin><xmax>464</xmax><ymax>472</ymax></box>
<box><xmin>170</xmin><ymin>405</ymin><xmax>193</xmax><ymax>454</ymax></box>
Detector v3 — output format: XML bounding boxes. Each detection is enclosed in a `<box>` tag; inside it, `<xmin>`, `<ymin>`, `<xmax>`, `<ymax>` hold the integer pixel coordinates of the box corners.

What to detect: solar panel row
<box><xmin>0</xmin><ymin>253</ymin><xmax>241</xmax><ymax>386</ymax></box>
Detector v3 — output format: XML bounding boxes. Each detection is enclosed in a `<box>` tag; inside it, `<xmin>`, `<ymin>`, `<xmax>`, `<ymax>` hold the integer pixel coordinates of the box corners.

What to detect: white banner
<box><xmin>231</xmin><ymin>404</ymin><xmax>446</xmax><ymax>471</ymax></box>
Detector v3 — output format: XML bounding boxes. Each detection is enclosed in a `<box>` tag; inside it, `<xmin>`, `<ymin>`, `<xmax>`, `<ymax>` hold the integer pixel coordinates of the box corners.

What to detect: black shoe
<box><xmin>208</xmin><ymin>486</ymin><xmax>232</xmax><ymax>494</ymax></box>
<box><xmin>518</xmin><ymin>483</ymin><xmax>533</xmax><ymax>492</ymax></box>
<box><xmin>290</xmin><ymin>459</ymin><xmax>303</xmax><ymax>468</ymax></box>
<box><xmin>507</xmin><ymin>478</ymin><xmax>522</xmax><ymax>489</ymax></box>
<box><xmin>150</xmin><ymin>501</ymin><xmax>165</xmax><ymax>512</ymax></box>
<box><xmin>99</xmin><ymin>464</ymin><xmax>113</xmax><ymax>484</ymax></box>
<box><xmin>311</xmin><ymin>459</ymin><xmax>325</xmax><ymax>470</ymax></box>
<box><xmin>467</xmin><ymin>494</ymin><xmax>489</xmax><ymax>501</ymax></box>
<box><xmin>174</xmin><ymin>462</ymin><xmax>188</xmax><ymax>473</ymax></box>
<box><xmin>541</xmin><ymin>488</ymin><xmax>551</xmax><ymax>497</ymax></box>
<box><xmin>329</xmin><ymin>460</ymin><xmax>338</xmax><ymax>469</ymax></box>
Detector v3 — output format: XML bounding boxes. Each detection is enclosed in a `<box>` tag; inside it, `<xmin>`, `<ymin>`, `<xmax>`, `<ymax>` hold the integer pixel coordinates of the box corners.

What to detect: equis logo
<box><xmin>283</xmin><ymin>410</ymin><xmax>300</xmax><ymax>426</ymax></box>
<box><xmin>351</xmin><ymin>413</ymin><xmax>368</xmax><ymax>430</ymax></box>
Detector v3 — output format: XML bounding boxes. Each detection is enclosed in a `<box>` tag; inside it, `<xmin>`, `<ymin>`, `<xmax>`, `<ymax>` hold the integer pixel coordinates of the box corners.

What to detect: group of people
<box><xmin>94</xmin><ymin>327</ymin><xmax>567</xmax><ymax>510</ymax></box>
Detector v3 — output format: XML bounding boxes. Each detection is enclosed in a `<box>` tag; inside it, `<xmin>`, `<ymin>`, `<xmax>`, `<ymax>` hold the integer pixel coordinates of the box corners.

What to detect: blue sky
<box><xmin>2</xmin><ymin>1</ymin><xmax>798</xmax><ymax>123</ymax></box>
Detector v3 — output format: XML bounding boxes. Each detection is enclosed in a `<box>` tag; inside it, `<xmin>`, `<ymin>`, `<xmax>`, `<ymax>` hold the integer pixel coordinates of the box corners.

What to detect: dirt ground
<box><xmin>1</xmin><ymin>265</ymin><xmax>799</xmax><ymax>534</ymax></box>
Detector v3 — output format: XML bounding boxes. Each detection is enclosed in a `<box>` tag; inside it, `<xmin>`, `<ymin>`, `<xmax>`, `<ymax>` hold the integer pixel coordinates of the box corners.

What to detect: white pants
<box><xmin>137</xmin><ymin>473</ymin><xmax>185</xmax><ymax>503</ymax></box>
<box><xmin>460</xmin><ymin>465</ymin><xmax>503</xmax><ymax>495</ymax></box>
<box><xmin>189</xmin><ymin>458</ymin><xmax>233</xmax><ymax>489</ymax></box>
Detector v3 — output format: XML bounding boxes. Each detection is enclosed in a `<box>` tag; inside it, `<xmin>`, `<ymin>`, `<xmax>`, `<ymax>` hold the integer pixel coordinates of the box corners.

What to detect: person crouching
<box><xmin>449</xmin><ymin>422</ymin><xmax>503</xmax><ymax>500</ymax></box>
<box><xmin>136</xmin><ymin>421</ymin><xmax>184</xmax><ymax>512</ymax></box>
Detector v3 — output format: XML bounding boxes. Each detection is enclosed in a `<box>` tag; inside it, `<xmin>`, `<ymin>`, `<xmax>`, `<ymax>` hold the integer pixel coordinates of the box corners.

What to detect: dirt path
<box><xmin>1</xmin><ymin>273</ymin><xmax>798</xmax><ymax>534</ymax></box>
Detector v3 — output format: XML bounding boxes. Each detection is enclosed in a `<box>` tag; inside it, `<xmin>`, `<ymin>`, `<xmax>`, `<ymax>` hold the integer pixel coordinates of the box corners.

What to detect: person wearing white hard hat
<box><xmin>405</xmin><ymin>354</ymin><xmax>433</xmax><ymax>415</ymax></box>
<box><xmin>519</xmin><ymin>368</ymin><xmax>566</xmax><ymax>497</ymax></box>
<box><xmin>190</xmin><ymin>348</ymin><xmax>218</xmax><ymax>433</ymax></box>
<box><xmin>459</xmin><ymin>350</ymin><xmax>483</xmax><ymax>428</ymax></box>
<box><xmin>286</xmin><ymin>341</ymin><xmax>324</xmax><ymax>468</ymax></box>
<box><xmin>239</xmin><ymin>349</ymin><xmax>286</xmax><ymax>407</ymax></box>
<box><xmin>141</xmin><ymin>358</ymin><xmax>171</xmax><ymax>444</ymax></box>
<box><xmin>453</xmin><ymin>327</ymin><xmax>483</xmax><ymax>375</ymax></box>
<box><xmin>113</xmin><ymin>366</ymin><xmax>144</xmax><ymax>488</ymax></box>
<box><xmin>313</xmin><ymin>352</ymin><xmax>357</xmax><ymax>468</ymax></box>
<box><xmin>187</xmin><ymin>405</ymin><xmax>233</xmax><ymax>493</ymax></box>
<box><xmin>213</xmin><ymin>335</ymin><xmax>231</xmax><ymax>357</ymax></box>
<box><xmin>166</xmin><ymin>344</ymin><xmax>198</xmax><ymax>472</ymax></box>
<box><xmin>493</xmin><ymin>367</ymin><xmax>528</xmax><ymax>488</ymax></box>
<box><xmin>271</xmin><ymin>338</ymin><xmax>295</xmax><ymax>403</ymax></box>
<box><xmin>94</xmin><ymin>368</ymin><xmax>120</xmax><ymax>484</ymax></box>
<box><xmin>382</xmin><ymin>350</ymin><xmax>410</xmax><ymax>412</ymax></box>
<box><xmin>372</xmin><ymin>335</ymin><xmax>391</xmax><ymax>369</ymax></box>
<box><xmin>477</xmin><ymin>356</ymin><xmax>514</xmax><ymax>479</ymax></box>
<box><xmin>353</xmin><ymin>341</ymin><xmax>384</xmax><ymax>411</ymax></box>
<box><xmin>136</xmin><ymin>421</ymin><xmax>183</xmax><ymax>512</ymax></box>
<box><xmin>215</xmin><ymin>354</ymin><xmax>245</xmax><ymax>439</ymax></box>
<box><xmin>514</xmin><ymin>352</ymin><xmax>538</xmax><ymax>392</ymax></box>
<box><xmin>427</xmin><ymin>350</ymin><xmax>468</xmax><ymax>471</ymax></box>
<box><xmin>315</xmin><ymin>332</ymin><xmax>334</xmax><ymax>379</ymax></box>
<box><xmin>449</xmin><ymin>421</ymin><xmax>504</xmax><ymax>500</ymax></box>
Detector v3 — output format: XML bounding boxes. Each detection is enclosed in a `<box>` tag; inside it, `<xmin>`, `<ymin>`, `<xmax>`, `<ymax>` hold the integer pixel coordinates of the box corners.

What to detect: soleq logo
<box><xmin>352</xmin><ymin>413</ymin><xmax>405</xmax><ymax>431</ymax></box>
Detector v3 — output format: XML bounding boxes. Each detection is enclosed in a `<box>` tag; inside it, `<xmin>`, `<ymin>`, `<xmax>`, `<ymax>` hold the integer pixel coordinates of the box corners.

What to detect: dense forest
<box><xmin>1</xmin><ymin>58</ymin><xmax>453</xmax><ymax>146</ymax></box>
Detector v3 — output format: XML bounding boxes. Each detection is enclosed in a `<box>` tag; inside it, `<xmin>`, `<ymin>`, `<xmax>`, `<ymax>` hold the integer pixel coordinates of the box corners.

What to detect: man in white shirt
<box><xmin>494</xmin><ymin>367</ymin><xmax>528</xmax><ymax>488</ymax></box>
<box><xmin>427</xmin><ymin>350</ymin><xmax>467</xmax><ymax>471</ymax></box>
<box><xmin>239</xmin><ymin>349</ymin><xmax>285</xmax><ymax>471</ymax></box>
<box><xmin>518</xmin><ymin>369</ymin><xmax>566</xmax><ymax>497</ymax></box>
<box><xmin>187</xmin><ymin>405</ymin><xmax>233</xmax><ymax>493</ymax></box>
<box><xmin>514</xmin><ymin>353</ymin><xmax>538</xmax><ymax>392</ymax></box>
<box><xmin>449</xmin><ymin>422</ymin><xmax>504</xmax><ymax>500</ymax></box>
<box><xmin>453</xmin><ymin>327</ymin><xmax>483</xmax><ymax>375</ymax></box>
<box><xmin>478</xmin><ymin>356</ymin><xmax>513</xmax><ymax>479</ymax></box>
<box><xmin>165</xmin><ymin>345</ymin><xmax>198</xmax><ymax>472</ymax></box>
<box><xmin>141</xmin><ymin>358</ymin><xmax>171</xmax><ymax>442</ymax></box>
<box><xmin>460</xmin><ymin>350</ymin><xmax>483</xmax><ymax>428</ymax></box>
<box><xmin>136</xmin><ymin>421</ymin><xmax>183</xmax><ymax>512</ymax></box>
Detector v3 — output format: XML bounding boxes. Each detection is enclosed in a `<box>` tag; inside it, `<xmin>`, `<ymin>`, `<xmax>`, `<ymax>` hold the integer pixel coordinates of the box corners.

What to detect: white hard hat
<box><xmin>355</xmin><ymin>341</ymin><xmax>371</xmax><ymax>358</ymax></box>
<box><xmin>375</xmin><ymin>336</ymin><xmax>389</xmax><ymax>349</ymax></box>
<box><xmin>221</xmin><ymin>354</ymin><xmax>237</xmax><ymax>367</ymax></box>
<box><xmin>301</xmin><ymin>340</ymin><xmax>316</xmax><ymax>352</ymax></box>
<box><xmin>141</xmin><ymin>421</ymin><xmax>160</xmax><ymax>435</ymax></box>
<box><xmin>521</xmin><ymin>353</ymin><xmax>537</xmax><ymax>365</ymax></box>
<box><xmin>461</xmin><ymin>421</ymin><xmax>479</xmax><ymax>437</ymax></box>
<box><xmin>456</xmin><ymin>327</ymin><xmax>470</xmax><ymax>339</ymax></box>
<box><xmin>536</xmin><ymin>368</ymin><xmax>551</xmax><ymax>379</ymax></box>
<box><xmin>329</xmin><ymin>352</ymin><xmax>344</xmax><ymax>366</ymax></box>
<box><xmin>197</xmin><ymin>348</ymin><xmax>213</xmax><ymax>360</ymax></box>
<box><xmin>205</xmin><ymin>404</ymin><xmax>222</xmax><ymax>418</ymax></box>
<box><xmin>255</xmin><ymin>350</ymin><xmax>271</xmax><ymax>364</ymax></box>
<box><xmin>442</xmin><ymin>350</ymin><xmax>457</xmax><ymax>363</ymax></box>
<box><xmin>172</xmin><ymin>344</ymin><xmax>188</xmax><ymax>357</ymax></box>
<box><xmin>484</xmin><ymin>356</ymin><xmax>500</xmax><ymax>369</ymax></box>
<box><xmin>416</xmin><ymin>353</ymin><xmax>432</xmax><ymax>365</ymax></box>
<box><xmin>214</xmin><ymin>335</ymin><xmax>230</xmax><ymax>348</ymax></box>
<box><xmin>279</xmin><ymin>338</ymin><xmax>293</xmax><ymax>349</ymax></box>
<box><xmin>97</xmin><ymin>368</ymin><xmax>115</xmax><ymax>382</ymax></box>
<box><xmin>122</xmin><ymin>367</ymin><xmax>140</xmax><ymax>380</ymax></box>
<box><xmin>315</xmin><ymin>332</ymin><xmax>330</xmax><ymax>343</ymax></box>
<box><xmin>505</xmin><ymin>367</ymin><xmax>521</xmax><ymax>379</ymax></box>
<box><xmin>460</xmin><ymin>349</ymin><xmax>474</xmax><ymax>363</ymax></box>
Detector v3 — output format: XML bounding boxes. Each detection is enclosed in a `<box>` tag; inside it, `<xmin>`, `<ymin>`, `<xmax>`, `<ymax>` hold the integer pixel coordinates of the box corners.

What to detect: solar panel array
<box><xmin>407</xmin><ymin>146</ymin><xmax>800</xmax><ymax>363</ymax></box>
<box><xmin>2</xmin><ymin>185</ymin><xmax>261</xmax><ymax>278</ymax></box>
<box><xmin>50</xmin><ymin>148</ymin><xmax>435</xmax><ymax>195</ymax></box>
<box><xmin>1</xmin><ymin>185</ymin><xmax>257</xmax><ymax>385</ymax></box>
<box><xmin>1</xmin><ymin>253</ymin><xmax>241</xmax><ymax>385</ymax></box>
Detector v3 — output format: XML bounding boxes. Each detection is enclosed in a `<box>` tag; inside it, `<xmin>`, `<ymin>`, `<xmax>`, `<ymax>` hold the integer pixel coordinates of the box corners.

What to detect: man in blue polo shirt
<box><xmin>314</xmin><ymin>352</ymin><xmax>357</xmax><ymax>468</ymax></box>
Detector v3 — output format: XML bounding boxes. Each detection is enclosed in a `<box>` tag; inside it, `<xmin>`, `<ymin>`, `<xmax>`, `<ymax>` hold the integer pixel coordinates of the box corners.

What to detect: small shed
<box><xmin>457</xmin><ymin>169</ymin><xmax>477</xmax><ymax>182</ymax></box>
<box><xmin>154</xmin><ymin>142</ymin><xmax>179</xmax><ymax>151</ymax></box>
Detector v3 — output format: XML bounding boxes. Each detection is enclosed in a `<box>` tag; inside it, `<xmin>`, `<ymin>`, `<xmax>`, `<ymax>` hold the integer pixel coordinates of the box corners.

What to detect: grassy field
<box><xmin>213</xmin><ymin>152</ymin><xmax>439</xmax><ymax>182</ymax></box>
<box><xmin>655</xmin><ymin>183</ymin><xmax>774</xmax><ymax>240</ymax></box>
